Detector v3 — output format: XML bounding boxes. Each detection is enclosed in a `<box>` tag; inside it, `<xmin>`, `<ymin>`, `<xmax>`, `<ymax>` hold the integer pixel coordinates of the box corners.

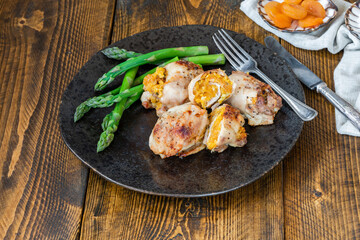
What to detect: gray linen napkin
<box><xmin>240</xmin><ymin>0</ymin><xmax>360</xmax><ymax>136</ymax></box>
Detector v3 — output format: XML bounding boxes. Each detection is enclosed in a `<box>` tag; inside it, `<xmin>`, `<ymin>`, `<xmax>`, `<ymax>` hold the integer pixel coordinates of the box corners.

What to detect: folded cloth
<box><xmin>240</xmin><ymin>0</ymin><xmax>360</xmax><ymax>136</ymax></box>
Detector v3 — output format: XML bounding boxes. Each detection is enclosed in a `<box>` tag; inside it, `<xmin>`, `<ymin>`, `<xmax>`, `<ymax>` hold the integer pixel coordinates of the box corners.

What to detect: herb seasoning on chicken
<box><xmin>149</xmin><ymin>103</ymin><xmax>209</xmax><ymax>158</ymax></box>
<box><xmin>141</xmin><ymin>60</ymin><xmax>204</xmax><ymax>116</ymax></box>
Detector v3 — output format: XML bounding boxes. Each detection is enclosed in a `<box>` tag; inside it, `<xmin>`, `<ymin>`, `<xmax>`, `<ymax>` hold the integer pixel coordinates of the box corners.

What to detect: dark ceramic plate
<box><xmin>59</xmin><ymin>25</ymin><xmax>304</xmax><ymax>197</ymax></box>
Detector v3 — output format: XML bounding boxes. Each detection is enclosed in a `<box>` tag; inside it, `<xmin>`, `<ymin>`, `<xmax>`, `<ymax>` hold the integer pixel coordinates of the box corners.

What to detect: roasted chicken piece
<box><xmin>227</xmin><ymin>71</ymin><xmax>282</xmax><ymax>126</ymax></box>
<box><xmin>203</xmin><ymin>104</ymin><xmax>247</xmax><ymax>153</ymax></box>
<box><xmin>149</xmin><ymin>103</ymin><xmax>209</xmax><ymax>158</ymax></box>
<box><xmin>188</xmin><ymin>69</ymin><xmax>235</xmax><ymax>110</ymax></box>
<box><xmin>141</xmin><ymin>60</ymin><xmax>204</xmax><ymax>116</ymax></box>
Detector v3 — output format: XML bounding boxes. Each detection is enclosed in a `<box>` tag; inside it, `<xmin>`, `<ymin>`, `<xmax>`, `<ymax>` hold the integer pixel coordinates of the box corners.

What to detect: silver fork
<box><xmin>213</xmin><ymin>29</ymin><xmax>318</xmax><ymax>121</ymax></box>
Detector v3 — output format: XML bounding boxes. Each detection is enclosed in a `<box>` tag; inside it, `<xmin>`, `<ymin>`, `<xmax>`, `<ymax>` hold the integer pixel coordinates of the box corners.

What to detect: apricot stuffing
<box><xmin>264</xmin><ymin>2</ymin><xmax>292</xmax><ymax>28</ymax></box>
<box><xmin>301</xmin><ymin>0</ymin><xmax>326</xmax><ymax>18</ymax></box>
<box><xmin>280</xmin><ymin>2</ymin><xmax>308</xmax><ymax>19</ymax></box>
<box><xmin>298</xmin><ymin>15</ymin><xmax>323</xmax><ymax>27</ymax></box>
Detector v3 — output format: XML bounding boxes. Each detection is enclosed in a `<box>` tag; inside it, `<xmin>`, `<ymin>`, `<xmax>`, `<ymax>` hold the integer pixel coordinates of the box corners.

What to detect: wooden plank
<box><xmin>281</xmin><ymin>44</ymin><xmax>360</xmax><ymax>239</ymax></box>
<box><xmin>0</xmin><ymin>0</ymin><xmax>115</xmax><ymax>238</ymax></box>
<box><xmin>80</xmin><ymin>0</ymin><xmax>284</xmax><ymax>239</ymax></box>
<box><xmin>82</xmin><ymin>166</ymin><xmax>283</xmax><ymax>239</ymax></box>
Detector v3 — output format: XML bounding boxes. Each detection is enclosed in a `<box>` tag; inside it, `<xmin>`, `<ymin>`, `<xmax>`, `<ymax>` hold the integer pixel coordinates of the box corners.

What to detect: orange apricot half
<box><xmin>298</xmin><ymin>15</ymin><xmax>323</xmax><ymax>27</ymax></box>
<box><xmin>301</xmin><ymin>0</ymin><xmax>326</xmax><ymax>18</ymax></box>
<box><xmin>271</xmin><ymin>13</ymin><xmax>293</xmax><ymax>28</ymax></box>
<box><xmin>264</xmin><ymin>1</ymin><xmax>282</xmax><ymax>17</ymax></box>
<box><xmin>280</xmin><ymin>3</ymin><xmax>308</xmax><ymax>19</ymax></box>
<box><xmin>264</xmin><ymin>2</ymin><xmax>292</xmax><ymax>28</ymax></box>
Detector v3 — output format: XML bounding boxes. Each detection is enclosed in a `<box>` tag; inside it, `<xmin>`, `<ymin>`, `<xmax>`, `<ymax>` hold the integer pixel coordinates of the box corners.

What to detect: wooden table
<box><xmin>1</xmin><ymin>0</ymin><xmax>359</xmax><ymax>239</ymax></box>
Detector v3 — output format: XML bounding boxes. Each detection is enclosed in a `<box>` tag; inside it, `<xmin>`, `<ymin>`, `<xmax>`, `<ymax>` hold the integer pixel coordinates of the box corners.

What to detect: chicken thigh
<box><xmin>227</xmin><ymin>71</ymin><xmax>282</xmax><ymax>126</ymax></box>
<box><xmin>141</xmin><ymin>60</ymin><xmax>204</xmax><ymax>116</ymax></box>
<box><xmin>149</xmin><ymin>103</ymin><xmax>209</xmax><ymax>158</ymax></box>
<box><xmin>203</xmin><ymin>104</ymin><xmax>247</xmax><ymax>153</ymax></box>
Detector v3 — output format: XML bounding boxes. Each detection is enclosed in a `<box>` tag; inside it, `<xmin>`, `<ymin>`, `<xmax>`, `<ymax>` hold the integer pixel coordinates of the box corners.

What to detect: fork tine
<box><xmin>220</xmin><ymin>29</ymin><xmax>254</xmax><ymax>60</ymax></box>
<box><xmin>217</xmin><ymin>30</ymin><xmax>249</xmax><ymax>62</ymax></box>
<box><xmin>214</xmin><ymin>33</ymin><xmax>245</xmax><ymax>68</ymax></box>
<box><xmin>217</xmin><ymin>33</ymin><xmax>247</xmax><ymax>64</ymax></box>
<box><xmin>213</xmin><ymin>34</ymin><xmax>247</xmax><ymax>70</ymax></box>
<box><xmin>212</xmin><ymin>35</ymin><xmax>241</xmax><ymax>70</ymax></box>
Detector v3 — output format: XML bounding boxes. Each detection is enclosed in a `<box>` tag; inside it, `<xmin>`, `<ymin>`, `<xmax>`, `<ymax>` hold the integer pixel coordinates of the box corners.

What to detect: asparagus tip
<box><xmin>74</xmin><ymin>103</ymin><xmax>91</xmax><ymax>122</ymax></box>
<box><xmin>97</xmin><ymin>132</ymin><xmax>114</xmax><ymax>152</ymax></box>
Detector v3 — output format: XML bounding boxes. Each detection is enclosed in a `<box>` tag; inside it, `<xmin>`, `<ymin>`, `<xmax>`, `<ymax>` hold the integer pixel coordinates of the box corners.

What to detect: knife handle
<box><xmin>317</xmin><ymin>83</ymin><xmax>360</xmax><ymax>130</ymax></box>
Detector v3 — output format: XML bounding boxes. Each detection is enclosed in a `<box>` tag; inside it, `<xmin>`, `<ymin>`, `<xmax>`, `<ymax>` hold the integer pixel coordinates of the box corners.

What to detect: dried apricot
<box><xmin>264</xmin><ymin>2</ymin><xmax>282</xmax><ymax>17</ymax></box>
<box><xmin>271</xmin><ymin>13</ymin><xmax>293</xmax><ymax>28</ymax></box>
<box><xmin>264</xmin><ymin>2</ymin><xmax>292</xmax><ymax>28</ymax></box>
<box><xmin>284</xmin><ymin>0</ymin><xmax>302</xmax><ymax>4</ymax></box>
<box><xmin>301</xmin><ymin>0</ymin><xmax>326</xmax><ymax>18</ymax></box>
<box><xmin>280</xmin><ymin>2</ymin><xmax>308</xmax><ymax>19</ymax></box>
<box><xmin>298</xmin><ymin>15</ymin><xmax>323</xmax><ymax>27</ymax></box>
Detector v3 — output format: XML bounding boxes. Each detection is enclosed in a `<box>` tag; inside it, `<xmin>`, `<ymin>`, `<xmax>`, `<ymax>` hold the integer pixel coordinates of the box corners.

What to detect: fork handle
<box><xmin>254</xmin><ymin>69</ymin><xmax>318</xmax><ymax>121</ymax></box>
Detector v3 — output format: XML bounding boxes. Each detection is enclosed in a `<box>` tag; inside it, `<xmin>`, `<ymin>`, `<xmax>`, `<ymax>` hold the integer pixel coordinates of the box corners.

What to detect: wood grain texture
<box><xmin>81</xmin><ymin>166</ymin><xmax>283</xmax><ymax>240</ymax></box>
<box><xmin>0</xmin><ymin>0</ymin><xmax>115</xmax><ymax>238</ymax></box>
<box><xmin>281</xmin><ymin>44</ymin><xmax>360</xmax><ymax>239</ymax></box>
<box><xmin>3</xmin><ymin>0</ymin><xmax>356</xmax><ymax>238</ymax></box>
<box><xmin>80</xmin><ymin>0</ymin><xmax>284</xmax><ymax>239</ymax></box>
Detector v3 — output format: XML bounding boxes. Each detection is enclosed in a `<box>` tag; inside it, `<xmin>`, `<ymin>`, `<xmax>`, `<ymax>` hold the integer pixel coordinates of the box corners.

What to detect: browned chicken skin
<box><xmin>149</xmin><ymin>103</ymin><xmax>209</xmax><ymax>158</ymax></box>
<box><xmin>227</xmin><ymin>71</ymin><xmax>282</xmax><ymax>126</ymax></box>
<box><xmin>141</xmin><ymin>60</ymin><xmax>204</xmax><ymax>116</ymax></box>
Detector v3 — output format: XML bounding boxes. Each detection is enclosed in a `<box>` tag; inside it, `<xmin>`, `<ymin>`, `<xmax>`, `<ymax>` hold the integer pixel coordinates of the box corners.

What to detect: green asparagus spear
<box><xmin>87</xmin><ymin>84</ymin><xmax>144</xmax><ymax>108</ymax></box>
<box><xmin>101</xmin><ymin>66</ymin><xmax>139</xmax><ymax>130</ymax></box>
<box><xmin>101</xmin><ymin>47</ymin><xmax>142</xmax><ymax>60</ymax></box>
<box><xmin>124</xmin><ymin>91</ymin><xmax>142</xmax><ymax>110</ymax></box>
<box><xmin>101</xmin><ymin>47</ymin><xmax>167</xmax><ymax>65</ymax></box>
<box><xmin>94</xmin><ymin>46</ymin><xmax>208</xmax><ymax>91</ymax></box>
<box><xmin>183</xmin><ymin>54</ymin><xmax>225</xmax><ymax>65</ymax></box>
<box><xmin>74</xmin><ymin>87</ymin><xmax>121</xmax><ymax>122</ymax></box>
<box><xmin>97</xmin><ymin>66</ymin><xmax>139</xmax><ymax>152</ymax></box>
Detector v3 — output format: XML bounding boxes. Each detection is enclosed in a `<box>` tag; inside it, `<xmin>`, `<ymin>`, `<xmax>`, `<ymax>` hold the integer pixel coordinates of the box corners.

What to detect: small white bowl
<box><xmin>345</xmin><ymin>1</ymin><xmax>360</xmax><ymax>40</ymax></box>
<box><xmin>258</xmin><ymin>0</ymin><xmax>338</xmax><ymax>33</ymax></box>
